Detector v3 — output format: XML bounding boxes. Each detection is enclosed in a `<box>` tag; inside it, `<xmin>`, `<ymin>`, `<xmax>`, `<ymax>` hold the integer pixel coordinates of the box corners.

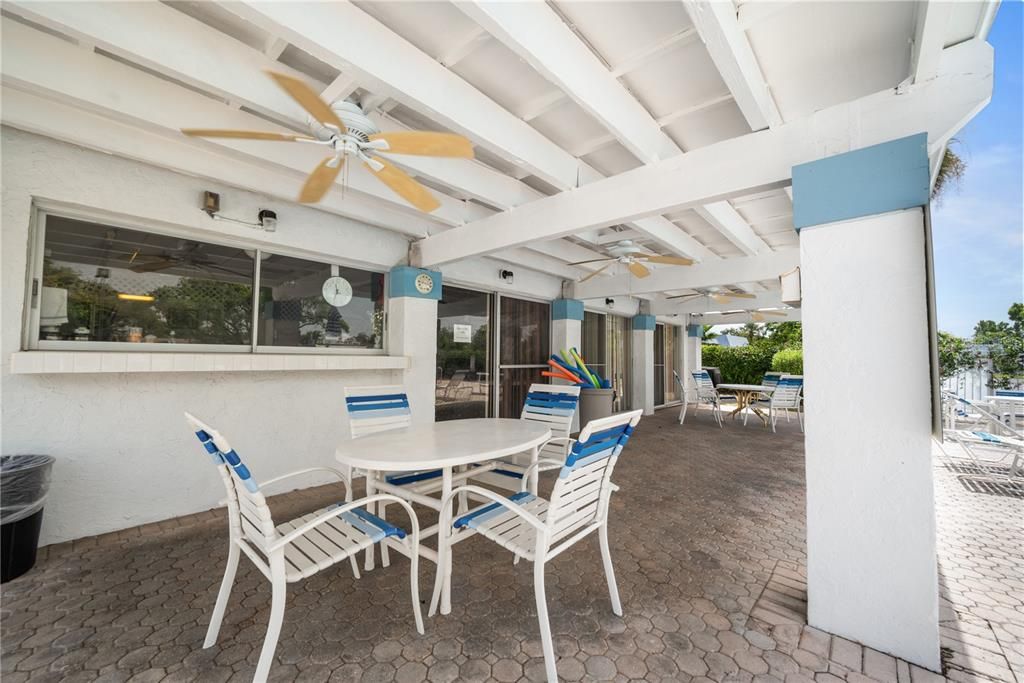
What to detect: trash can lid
<box><xmin>0</xmin><ymin>455</ymin><xmax>56</xmax><ymax>474</ymax></box>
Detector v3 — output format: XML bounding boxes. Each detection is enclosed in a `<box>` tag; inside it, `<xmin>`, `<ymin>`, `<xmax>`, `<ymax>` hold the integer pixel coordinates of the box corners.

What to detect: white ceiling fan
<box><xmin>181</xmin><ymin>71</ymin><xmax>474</xmax><ymax>212</ymax></box>
<box><xmin>569</xmin><ymin>240</ymin><xmax>693</xmax><ymax>282</ymax></box>
<box><xmin>750</xmin><ymin>310</ymin><xmax>788</xmax><ymax>322</ymax></box>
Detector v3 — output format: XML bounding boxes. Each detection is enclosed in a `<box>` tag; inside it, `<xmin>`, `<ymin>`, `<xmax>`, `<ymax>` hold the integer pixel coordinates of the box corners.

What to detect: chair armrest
<box><xmin>269</xmin><ymin>493</ymin><xmax>419</xmax><ymax>552</ymax></box>
<box><xmin>518</xmin><ymin>459</ymin><xmax>567</xmax><ymax>492</ymax></box>
<box><xmin>441</xmin><ymin>485</ymin><xmax>547</xmax><ymax>532</ymax></box>
<box><xmin>539</xmin><ymin>436</ymin><xmax>576</xmax><ymax>458</ymax></box>
<box><xmin>259</xmin><ymin>467</ymin><xmax>351</xmax><ymax>499</ymax></box>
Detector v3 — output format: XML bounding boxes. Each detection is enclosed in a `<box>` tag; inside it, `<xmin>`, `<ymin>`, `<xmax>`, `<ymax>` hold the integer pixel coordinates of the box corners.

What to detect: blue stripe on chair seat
<box><xmin>336</xmin><ymin>507</ymin><xmax>407</xmax><ymax>541</ymax></box>
<box><xmin>347</xmin><ymin>401</ymin><xmax>410</xmax><ymax>412</ymax></box>
<box><xmin>493</xmin><ymin>468</ymin><xmax>525</xmax><ymax>478</ymax></box>
<box><xmin>565</xmin><ymin>424</ymin><xmax>633</xmax><ymax>465</ymax></box>
<box><xmin>972</xmin><ymin>431</ymin><xmax>1003</xmax><ymax>444</ymax></box>
<box><xmin>345</xmin><ymin>394</ymin><xmax>408</xmax><ymax>404</ymax></box>
<box><xmin>525</xmin><ymin>392</ymin><xmax>579</xmax><ymax>406</ymax></box>
<box><xmin>385</xmin><ymin>469</ymin><xmax>443</xmax><ymax>486</ymax></box>
<box><xmin>453</xmin><ymin>491</ymin><xmax>535</xmax><ymax>530</ymax></box>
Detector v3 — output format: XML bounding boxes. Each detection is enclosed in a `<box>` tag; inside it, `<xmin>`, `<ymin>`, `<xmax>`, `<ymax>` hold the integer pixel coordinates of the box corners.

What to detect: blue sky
<box><xmin>931</xmin><ymin>2</ymin><xmax>1023</xmax><ymax>337</ymax></box>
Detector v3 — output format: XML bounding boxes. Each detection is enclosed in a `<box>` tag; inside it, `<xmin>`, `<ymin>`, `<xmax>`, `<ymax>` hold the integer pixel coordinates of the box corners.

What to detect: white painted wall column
<box><xmin>631</xmin><ymin>314</ymin><xmax>655</xmax><ymax>415</ymax></box>
<box><xmin>795</xmin><ymin>134</ymin><xmax>940</xmax><ymax>670</ymax></box>
<box><xmin>387</xmin><ymin>266</ymin><xmax>440</xmax><ymax>424</ymax></box>
<box><xmin>681</xmin><ymin>319</ymin><xmax>703</xmax><ymax>401</ymax></box>
<box><xmin>551</xmin><ymin>299</ymin><xmax>584</xmax><ymax>432</ymax></box>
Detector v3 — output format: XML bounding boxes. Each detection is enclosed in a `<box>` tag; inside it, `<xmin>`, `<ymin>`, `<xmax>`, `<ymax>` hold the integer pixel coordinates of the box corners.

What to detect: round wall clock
<box><xmin>414</xmin><ymin>272</ymin><xmax>434</xmax><ymax>295</ymax></box>
<box><xmin>322</xmin><ymin>276</ymin><xmax>353</xmax><ymax>307</ymax></box>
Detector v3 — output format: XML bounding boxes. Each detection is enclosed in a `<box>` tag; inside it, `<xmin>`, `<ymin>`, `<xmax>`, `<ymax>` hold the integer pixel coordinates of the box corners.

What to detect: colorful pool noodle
<box><xmin>545</xmin><ymin>359</ymin><xmax>583</xmax><ymax>384</ymax></box>
<box><xmin>570</xmin><ymin>347</ymin><xmax>600</xmax><ymax>387</ymax></box>
<box><xmin>559</xmin><ymin>349</ymin><xmax>595</xmax><ymax>387</ymax></box>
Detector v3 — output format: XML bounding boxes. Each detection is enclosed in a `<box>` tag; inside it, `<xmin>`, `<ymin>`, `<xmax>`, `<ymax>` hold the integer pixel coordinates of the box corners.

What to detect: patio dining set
<box><xmin>184</xmin><ymin>383</ymin><xmax>642</xmax><ymax>683</ymax></box>
<box><xmin>675</xmin><ymin>370</ymin><xmax>805</xmax><ymax>432</ymax></box>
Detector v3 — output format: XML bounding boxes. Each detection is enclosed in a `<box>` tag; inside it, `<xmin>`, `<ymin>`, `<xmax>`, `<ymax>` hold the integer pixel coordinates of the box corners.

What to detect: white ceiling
<box><xmin>0</xmin><ymin>0</ymin><xmax>997</xmax><ymax>299</ymax></box>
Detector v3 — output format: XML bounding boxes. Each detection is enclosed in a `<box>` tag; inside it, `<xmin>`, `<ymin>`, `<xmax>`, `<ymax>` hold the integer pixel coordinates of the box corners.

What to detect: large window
<box><xmin>435</xmin><ymin>286</ymin><xmax>492</xmax><ymax>421</ymax></box>
<box><xmin>27</xmin><ymin>212</ymin><xmax>385</xmax><ymax>352</ymax></box>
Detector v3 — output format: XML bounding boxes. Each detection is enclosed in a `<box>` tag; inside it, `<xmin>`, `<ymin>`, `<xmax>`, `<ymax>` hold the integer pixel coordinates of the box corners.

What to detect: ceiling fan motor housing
<box><xmin>308</xmin><ymin>100</ymin><xmax>379</xmax><ymax>143</ymax></box>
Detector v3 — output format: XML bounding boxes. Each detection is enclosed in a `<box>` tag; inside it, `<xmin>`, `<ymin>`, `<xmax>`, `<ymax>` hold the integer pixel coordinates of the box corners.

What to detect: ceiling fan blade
<box><xmin>710</xmin><ymin>294</ymin><xmax>731</xmax><ymax>304</ymax></box>
<box><xmin>578</xmin><ymin>263</ymin><xmax>612</xmax><ymax>283</ymax></box>
<box><xmin>265</xmin><ymin>70</ymin><xmax>346</xmax><ymax>133</ymax></box>
<box><xmin>567</xmin><ymin>257</ymin><xmax>615</xmax><ymax>266</ymax></box>
<box><xmin>299</xmin><ymin>156</ymin><xmax>344</xmax><ymax>203</ymax></box>
<box><xmin>727</xmin><ymin>292</ymin><xmax>757</xmax><ymax>299</ymax></box>
<box><xmin>365</xmin><ymin>157</ymin><xmax>440</xmax><ymax>213</ymax></box>
<box><xmin>368</xmin><ymin>132</ymin><xmax>474</xmax><ymax>158</ymax></box>
<box><xmin>758</xmin><ymin>310</ymin><xmax>788</xmax><ymax>316</ymax></box>
<box><xmin>664</xmin><ymin>293</ymin><xmax>702</xmax><ymax>301</ymax></box>
<box><xmin>181</xmin><ymin>129</ymin><xmax>313</xmax><ymax>141</ymax></box>
<box><xmin>130</xmin><ymin>258</ymin><xmax>178</xmax><ymax>273</ymax></box>
<box><xmin>751</xmin><ymin>312</ymin><xmax>765</xmax><ymax>322</ymax></box>
<box><xmin>641</xmin><ymin>255</ymin><xmax>694</xmax><ymax>266</ymax></box>
<box><xmin>627</xmin><ymin>262</ymin><xmax>651</xmax><ymax>278</ymax></box>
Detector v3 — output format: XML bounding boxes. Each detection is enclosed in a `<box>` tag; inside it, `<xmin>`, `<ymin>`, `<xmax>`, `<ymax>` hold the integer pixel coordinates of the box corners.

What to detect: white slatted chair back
<box><xmin>521</xmin><ymin>384</ymin><xmax>581</xmax><ymax>460</ymax></box>
<box><xmin>692</xmin><ymin>370</ymin><xmax>717</xmax><ymax>399</ymax></box>
<box><xmin>771</xmin><ymin>375</ymin><xmax>803</xmax><ymax>409</ymax></box>
<box><xmin>344</xmin><ymin>385</ymin><xmax>412</xmax><ymax>438</ymax></box>
<box><xmin>185</xmin><ymin>412</ymin><xmax>278</xmax><ymax>552</ymax></box>
<box><xmin>545</xmin><ymin>409</ymin><xmax>642</xmax><ymax>543</ymax></box>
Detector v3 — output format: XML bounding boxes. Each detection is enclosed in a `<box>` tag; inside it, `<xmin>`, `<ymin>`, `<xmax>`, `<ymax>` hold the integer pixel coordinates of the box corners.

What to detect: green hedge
<box><xmin>700</xmin><ymin>344</ymin><xmax>775</xmax><ymax>384</ymax></box>
<box><xmin>771</xmin><ymin>348</ymin><xmax>803</xmax><ymax>375</ymax></box>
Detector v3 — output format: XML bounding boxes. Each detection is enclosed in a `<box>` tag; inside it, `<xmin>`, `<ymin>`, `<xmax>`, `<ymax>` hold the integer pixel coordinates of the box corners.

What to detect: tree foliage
<box><xmin>972</xmin><ymin>303</ymin><xmax>1024</xmax><ymax>389</ymax></box>
<box><xmin>771</xmin><ymin>348</ymin><xmax>803</xmax><ymax>375</ymax></box>
<box><xmin>936</xmin><ymin>331</ymin><xmax>978</xmax><ymax>380</ymax></box>
<box><xmin>931</xmin><ymin>145</ymin><xmax>966</xmax><ymax>202</ymax></box>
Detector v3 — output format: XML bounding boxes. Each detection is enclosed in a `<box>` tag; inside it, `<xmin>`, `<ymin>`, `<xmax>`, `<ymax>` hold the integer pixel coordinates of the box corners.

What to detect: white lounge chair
<box><xmin>184</xmin><ymin>412</ymin><xmax>423</xmax><ymax>683</ymax></box>
<box><xmin>681</xmin><ymin>370</ymin><xmax>728</xmax><ymax>426</ymax></box>
<box><xmin>428</xmin><ymin>409</ymin><xmax>643</xmax><ymax>683</ymax></box>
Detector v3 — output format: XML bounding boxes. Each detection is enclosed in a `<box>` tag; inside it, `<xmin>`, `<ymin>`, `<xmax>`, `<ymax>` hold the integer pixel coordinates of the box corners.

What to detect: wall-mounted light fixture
<box><xmin>605</xmin><ymin>298</ymin><xmax>615</xmax><ymax>308</ymax></box>
<box><xmin>202</xmin><ymin>190</ymin><xmax>277</xmax><ymax>231</ymax></box>
<box><xmin>499</xmin><ymin>269</ymin><xmax>514</xmax><ymax>284</ymax></box>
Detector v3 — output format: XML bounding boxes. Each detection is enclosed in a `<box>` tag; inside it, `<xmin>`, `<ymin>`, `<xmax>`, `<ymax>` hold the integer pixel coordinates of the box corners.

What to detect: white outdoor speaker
<box><xmin>780</xmin><ymin>266</ymin><xmax>801</xmax><ymax>307</ymax></box>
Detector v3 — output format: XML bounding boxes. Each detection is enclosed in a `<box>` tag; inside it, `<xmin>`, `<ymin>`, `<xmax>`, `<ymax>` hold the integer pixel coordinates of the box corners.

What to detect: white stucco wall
<box><xmin>631</xmin><ymin>328</ymin><xmax>654</xmax><ymax>416</ymax></box>
<box><xmin>0</xmin><ymin>128</ymin><xmax>421</xmax><ymax>545</ymax></box>
<box><xmin>801</xmin><ymin>208</ymin><xmax>940</xmax><ymax>669</ymax></box>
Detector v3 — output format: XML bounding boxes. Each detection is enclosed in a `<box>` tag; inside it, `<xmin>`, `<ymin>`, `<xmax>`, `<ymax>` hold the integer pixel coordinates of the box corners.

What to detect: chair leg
<box><xmin>254</xmin><ymin>559</ymin><xmax>287</xmax><ymax>683</ymax></box>
<box><xmin>408</xmin><ymin>541</ymin><xmax>424</xmax><ymax>635</ymax></box>
<box><xmin>534</xmin><ymin>560</ymin><xmax>558</xmax><ymax>683</ymax></box>
<box><xmin>679</xmin><ymin>401</ymin><xmax>688</xmax><ymax>424</ymax></box>
<box><xmin>203</xmin><ymin>542</ymin><xmax>240</xmax><ymax>648</ymax></box>
<box><xmin>379</xmin><ymin>503</ymin><xmax>391</xmax><ymax>568</ymax></box>
<box><xmin>428</xmin><ymin>535</ymin><xmax>449</xmax><ymax>617</ymax></box>
<box><xmin>598</xmin><ymin>524</ymin><xmax>622</xmax><ymax>616</ymax></box>
<box><xmin>343</xmin><ymin>480</ymin><xmax>361</xmax><ymax>579</ymax></box>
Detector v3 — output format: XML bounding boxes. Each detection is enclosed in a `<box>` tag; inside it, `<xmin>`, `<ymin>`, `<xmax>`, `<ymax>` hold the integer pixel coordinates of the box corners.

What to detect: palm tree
<box><xmin>931</xmin><ymin>145</ymin><xmax>966</xmax><ymax>201</ymax></box>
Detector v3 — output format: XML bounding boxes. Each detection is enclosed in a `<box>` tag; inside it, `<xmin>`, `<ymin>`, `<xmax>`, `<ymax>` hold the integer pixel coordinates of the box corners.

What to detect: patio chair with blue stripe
<box><xmin>683</xmin><ymin>370</ymin><xmax>727</xmax><ymax>426</ymax></box>
<box><xmin>344</xmin><ymin>385</ymin><xmax>444</xmax><ymax>567</ymax></box>
<box><xmin>184</xmin><ymin>413</ymin><xmax>423</xmax><ymax>683</ymax></box>
<box><xmin>428</xmin><ymin>409</ymin><xmax>643</xmax><ymax>683</ymax></box>
<box><xmin>474</xmin><ymin>383</ymin><xmax>581</xmax><ymax>491</ymax></box>
<box><xmin>746</xmin><ymin>374</ymin><xmax>804</xmax><ymax>432</ymax></box>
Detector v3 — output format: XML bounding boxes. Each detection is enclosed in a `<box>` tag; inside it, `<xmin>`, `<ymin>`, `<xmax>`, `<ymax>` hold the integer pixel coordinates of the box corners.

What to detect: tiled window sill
<box><xmin>9</xmin><ymin>351</ymin><xmax>409</xmax><ymax>375</ymax></box>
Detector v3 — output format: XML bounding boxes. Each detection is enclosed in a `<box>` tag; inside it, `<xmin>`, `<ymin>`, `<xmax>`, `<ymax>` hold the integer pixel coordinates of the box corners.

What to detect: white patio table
<box><xmin>335</xmin><ymin>418</ymin><xmax>551</xmax><ymax>609</ymax></box>
<box><xmin>716</xmin><ymin>383</ymin><xmax>774</xmax><ymax>427</ymax></box>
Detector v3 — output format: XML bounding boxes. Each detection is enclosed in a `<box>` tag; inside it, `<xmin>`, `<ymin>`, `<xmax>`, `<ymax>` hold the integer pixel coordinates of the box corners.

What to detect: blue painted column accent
<box><xmin>687</xmin><ymin>324</ymin><xmax>703</xmax><ymax>338</ymax></box>
<box><xmin>792</xmin><ymin>133</ymin><xmax>930</xmax><ymax>231</ymax></box>
<box><xmin>632</xmin><ymin>314</ymin><xmax>656</xmax><ymax>331</ymax></box>
<box><xmin>388</xmin><ymin>265</ymin><xmax>442</xmax><ymax>300</ymax></box>
<box><xmin>551</xmin><ymin>299</ymin><xmax>584</xmax><ymax>321</ymax></box>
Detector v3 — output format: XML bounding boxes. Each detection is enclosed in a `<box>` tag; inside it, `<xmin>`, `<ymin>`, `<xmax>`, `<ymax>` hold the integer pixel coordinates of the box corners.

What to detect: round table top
<box><xmin>335</xmin><ymin>418</ymin><xmax>552</xmax><ymax>471</ymax></box>
<box><xmin>716</xmin><ymin>383</ymin><xmax>773</xmax><ymax>392</ymax></box>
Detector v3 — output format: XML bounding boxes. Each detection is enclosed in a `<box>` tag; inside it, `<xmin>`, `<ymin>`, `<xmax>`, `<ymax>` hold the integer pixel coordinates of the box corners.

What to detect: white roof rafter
<box><xmin>682</xmin><ymin>0</ymin><xmax>782</xmax><ymax>131</ymax></box>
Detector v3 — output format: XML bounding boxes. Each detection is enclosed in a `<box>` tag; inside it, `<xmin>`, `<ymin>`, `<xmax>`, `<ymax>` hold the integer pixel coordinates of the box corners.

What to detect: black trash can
<box><xmin>1</xmin><ymin>455</ymin><xmax>55</xmax><ymax>583</ymax></box>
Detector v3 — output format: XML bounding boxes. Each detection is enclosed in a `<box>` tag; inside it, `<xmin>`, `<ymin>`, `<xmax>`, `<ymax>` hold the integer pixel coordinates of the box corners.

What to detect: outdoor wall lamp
<box><xmin>605</xmin><ymin>298</ymin><xmax>615</xmax><ymax>307</ymax></box>
<box><xmin>202</xmin><ymin>190</ymin><xmax>277</xmax><ymax>231</ymax></box>
<box><xmin>499</xmin><ymin>269</ymin><xmax>514</xmax><ymax>284</ymax></box>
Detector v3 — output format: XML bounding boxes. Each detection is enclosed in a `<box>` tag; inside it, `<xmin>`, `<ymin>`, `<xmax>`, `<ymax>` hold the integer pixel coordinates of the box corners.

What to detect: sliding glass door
<box><xmin>654</xmin><ymin>324</ymin><xmax>666</xmax><ymax>405</ymax></box>
<box><xmin>497</xmin><ymin>296</ymin><xmax>550</xmax><ymax>418</ymax></box>
<box><xmin>436</xmin><ymin>286</ymin><xmax>492</xmax><ymax>421</ymax></box>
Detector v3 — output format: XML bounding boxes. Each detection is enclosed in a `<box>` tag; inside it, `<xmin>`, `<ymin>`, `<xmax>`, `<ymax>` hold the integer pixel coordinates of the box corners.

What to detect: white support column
<box><xmin>386</xmin><ymin>267</ymin><xmax>440</xmax><ymax>424</ymax></box>
<box><xmin>795</xmin><ymin>134</ymin><xmax>940</xmax><ymax>670</ymax></box>
<box><xmin>681</xmin><ymin>318</ymin><xmax>703</xmax><ymax>401</ymax></box>
<box><xmin>631</xmin><ymin>315</ymin><xmax>656</xmax><ymax>416</ymax></box>
<box><xmin>551</xmin><ymin>299</ymin><xmax>584</xmax><ymax>432</ymax></box>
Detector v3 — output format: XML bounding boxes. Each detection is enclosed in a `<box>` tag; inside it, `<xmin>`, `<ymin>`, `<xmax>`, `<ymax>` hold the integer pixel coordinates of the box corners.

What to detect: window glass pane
<box><xmin>40</xmin><ymin>215</ymin><xmax>252</xmax><ymax>345</ymax></box>
<box><xmin>436</xmin><ymin>286</ymin><xmax>491</xmax><ymax>421</ymax></box>
<box><xmin>257</xmin><ymin>255</ymin><xmax>384</xmax><ymax>349</ymax></box>
<box><xmin>582</xmin><ymin>312</ymin><xmax>606</xmax><ymax>376</ymax></box>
